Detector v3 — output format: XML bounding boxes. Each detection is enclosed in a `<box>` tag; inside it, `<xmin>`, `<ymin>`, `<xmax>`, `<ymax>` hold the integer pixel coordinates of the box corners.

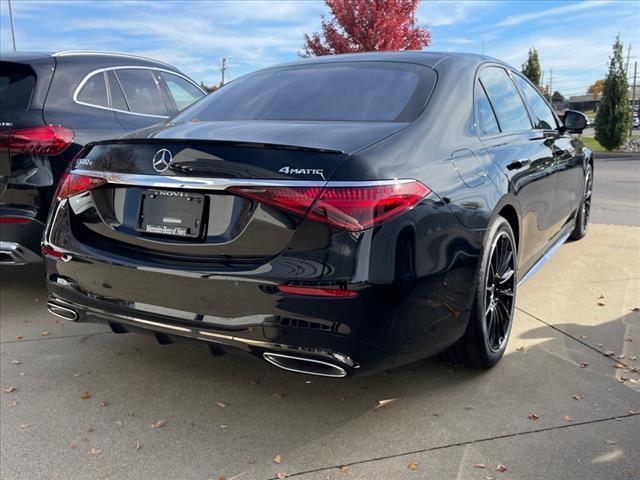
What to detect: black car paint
<box><xmin>44</xmin><ymin>52</ymin><xmax>592</xmax><ymax>376</ymax></box>
<box><xmin>0</xmin><ymin>52</ymin><xmax>204</xmax><ymax>263</ymax></box>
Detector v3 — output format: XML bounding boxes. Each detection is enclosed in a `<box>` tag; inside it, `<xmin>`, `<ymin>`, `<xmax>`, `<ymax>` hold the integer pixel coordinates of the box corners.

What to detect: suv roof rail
<box><xmin>52</xmin><ymin>51</ymin><xmax>175</xmax><ymax>69</ymax></box>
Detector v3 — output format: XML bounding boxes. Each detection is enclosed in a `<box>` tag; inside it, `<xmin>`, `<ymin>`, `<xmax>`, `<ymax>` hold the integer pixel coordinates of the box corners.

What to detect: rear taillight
<box><xmin>42</xmin><ymin>245</ymin><xmax>65</xmax><ymax>259</ymax></box>
<box><xmin>0</xmin><ymin>125</ymin><xmax>74</xmax><ymax>155</ymax></box>
<box><xmin>229</xmin><ymin>180</ymin><xmax>430</xmax><ymax>231</ymax></box>
<box><xmin>55</xmin><ymin>172</ymin><xmax>107</xmax><ymax>201</ymax></box>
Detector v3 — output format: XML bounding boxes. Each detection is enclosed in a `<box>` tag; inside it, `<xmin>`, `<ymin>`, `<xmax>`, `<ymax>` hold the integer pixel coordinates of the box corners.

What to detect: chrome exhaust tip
<box><xmin>263</xmin><ymin>352</ymin><xmax>348</xmax><ymax>378</ymax></box>
<box><xmin>47</xmin><ymin>302</ymin><xmax>78</xmax><ymax>321</ymax></box>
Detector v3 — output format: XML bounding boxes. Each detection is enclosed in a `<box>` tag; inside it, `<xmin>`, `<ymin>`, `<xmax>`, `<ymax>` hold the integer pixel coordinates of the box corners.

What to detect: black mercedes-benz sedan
<box><xmin>43</xmin><ymin>52</ymin><xmax>591</xmax><ymax>377</ymax></box>
<box><xmin>0</xmin><ymin>51</ymin><xmax>205</xmax><ymax>265</ymax></box>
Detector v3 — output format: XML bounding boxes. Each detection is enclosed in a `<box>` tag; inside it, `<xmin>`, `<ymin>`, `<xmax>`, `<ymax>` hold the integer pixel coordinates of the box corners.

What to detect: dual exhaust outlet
<box><xmin>46</xmin><ymin>302</ymin><xmax>349</xmax><ymax>377</ymax></box>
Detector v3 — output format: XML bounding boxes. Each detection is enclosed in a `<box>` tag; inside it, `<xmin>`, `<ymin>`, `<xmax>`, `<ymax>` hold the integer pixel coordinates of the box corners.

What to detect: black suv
<box><xmin>0</xmin><ymin>51</ymin><xmax>205</xmax><ymax>264</ymax></box>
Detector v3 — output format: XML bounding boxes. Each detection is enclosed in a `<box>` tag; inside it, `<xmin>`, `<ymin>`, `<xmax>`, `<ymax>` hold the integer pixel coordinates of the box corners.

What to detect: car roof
<box><xmin>1</xmin><ymin>50</ymin><xmax>178</xmax><ymax>70</ymax></box>
<box><xmin>270</xmin><ymin>50</ymin><xmax>508</xmax><ymax>71</ymax></box>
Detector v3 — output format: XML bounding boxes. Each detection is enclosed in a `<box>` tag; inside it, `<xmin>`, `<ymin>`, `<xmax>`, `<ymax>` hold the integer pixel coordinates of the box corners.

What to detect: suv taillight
<box><xmin>55</xmin><ymin>172</ymin><xmax>107</xmax><ymax>201</ymax></box>
<box><xmin>228</xmin><ymin>180</ymin><xmax>430</xmax><ymax>231</ymax></box>
<box><xmin>0</xmin><ymin>125</ymin><xmax>74</xmax><ymax>155</ymax></box>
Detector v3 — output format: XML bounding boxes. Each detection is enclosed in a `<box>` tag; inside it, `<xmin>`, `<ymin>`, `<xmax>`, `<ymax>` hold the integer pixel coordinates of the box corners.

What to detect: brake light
<box><xmin>228</xmin><ymin>180</ymin><xmax>430</xmax><ymax>231</ymax></box>
<box><xmin>278</xmin><ymin>285</ymin><xmax>358</xmax><ymax>298</ymax></box>
<box><xmin>0</xmin><ymin>126</ymin><xmax>74</xmax><ymax>155</ymax></box>
<box><xmin>55</xmin><ymin>172</ymin><xmax>107</xmax><ymax>201</ymax></box>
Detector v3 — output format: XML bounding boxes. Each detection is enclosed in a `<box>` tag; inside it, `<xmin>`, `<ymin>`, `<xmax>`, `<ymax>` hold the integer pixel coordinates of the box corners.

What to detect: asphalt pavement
<box><xmin>1</xmin><ymin>155</ymin><xmax>639</xmax><ymax>480</ymax></box>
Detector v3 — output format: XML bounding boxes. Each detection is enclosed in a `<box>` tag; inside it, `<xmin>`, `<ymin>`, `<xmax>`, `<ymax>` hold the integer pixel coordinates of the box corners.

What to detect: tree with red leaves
<box><xmin>303</xmin><ymin>0</ymin><xmax>431</xmax><ymax>57</ymax></box>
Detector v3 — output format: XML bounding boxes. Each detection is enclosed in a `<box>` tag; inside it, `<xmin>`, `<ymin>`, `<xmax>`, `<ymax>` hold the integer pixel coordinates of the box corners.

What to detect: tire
<box><xmin>443</xmin><ymin>216</ymin><xmax>517</xmax><ymax>368</ymax></box>
<box><xmin>569</xmin><ymin>163</ymin><xmax>593</xmax><ymax>241</ymax></box>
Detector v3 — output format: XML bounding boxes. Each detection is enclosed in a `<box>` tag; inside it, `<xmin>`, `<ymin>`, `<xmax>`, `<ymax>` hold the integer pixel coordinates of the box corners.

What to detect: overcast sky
<box><xmin>1</xmin><ymin>0</ymin><xmax>638</xmax><ymax>96</ymax></box>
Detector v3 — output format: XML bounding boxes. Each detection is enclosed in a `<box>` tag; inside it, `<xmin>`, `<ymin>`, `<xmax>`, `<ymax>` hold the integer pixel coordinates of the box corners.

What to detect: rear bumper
<box><xmin>45</xmin><ymin>249</ymin><xmax>475</xmax><ymax>376</ymax></box>
<box><xmin>0</xmin><ymin>214</ymin><xmax>44</xmax><ymax>264</ymax></box>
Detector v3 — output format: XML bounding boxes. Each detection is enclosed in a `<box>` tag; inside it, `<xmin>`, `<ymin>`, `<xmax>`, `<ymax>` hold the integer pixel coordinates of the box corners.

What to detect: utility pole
<box><xmin>630</xmin><ymin>61</ymin><xmax>637</xmax><ymax>136</ymax></box>
<box><xmin>220</xmin><ymin>57</ymin><xmax>227</xmax><ymax>87</ymax></box>
<box><xmin>549</xmin><ymin>68</ymin><xmax>553</xmax><ymax>101</ymax></box>
<box><xmin>8</xmin><ymin>0</ymin><xmax>17</xmax><ymax>51</ymax></box>
<box><xmin>626</xmin><ymin>44</ymin><xmax>632</xmax><ymax>74</ymax></box>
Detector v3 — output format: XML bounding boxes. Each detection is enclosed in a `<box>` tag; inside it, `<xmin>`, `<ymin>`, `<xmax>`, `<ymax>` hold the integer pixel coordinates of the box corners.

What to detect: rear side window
<box><xmin>159</xmin><ymin>72</ymin><xmax>204</xmax><ymax>111</ymax></box>
<box><xmin>77</xmin><ymin>72</ymin><xmax>109</xmax><ymax>108</ymax></box>
<box><xmin>114</xmin><ymin>69</ymin><xmax>169</xmax><ymax>116</ymax></box>
<box><xmin>107</xmin><ymin>71</ymin><xmax>128</xmax><ymax>111</ymax></box>
<box><xmin>174</xmin><ymin>62</ymin><xmax>436</xmax><ymax>123</ymax></box>
<box><xmin>475</xmin><ymin>81</ymin><xmax>500</xmax><ymax>135</ymax></box>
<box><xmin>512</xmin><ymin>74</ymin><xmax>558</xmax><ymax>130</ymax></box>
<box><xmin>0</xmin><ymin>62</ymin><xmax>36</xmax><ymax>110</ymax></box>
<box><xmin>479</xmin><ymin>67</ymin><xmax>532</xmax><ymax>132</ymax></box>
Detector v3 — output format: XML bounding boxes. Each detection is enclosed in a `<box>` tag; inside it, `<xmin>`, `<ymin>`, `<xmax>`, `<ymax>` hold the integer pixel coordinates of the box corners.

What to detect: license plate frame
<box><xmin>136</xmin><ymin>190</ymin><xmax>205</xmax><ymax>239</ymax></box>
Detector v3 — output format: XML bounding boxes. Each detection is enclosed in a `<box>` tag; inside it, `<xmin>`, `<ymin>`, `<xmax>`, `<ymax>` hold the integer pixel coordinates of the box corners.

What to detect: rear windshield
<box><xmin>174</xmin><ymin>62</ymin><xmax>436</xmax><ymax>123</ymax></box>
<box><xmin>0</xmin><ymin>62</ymin><xmax>37</xmax><ymax>110</ymax></box>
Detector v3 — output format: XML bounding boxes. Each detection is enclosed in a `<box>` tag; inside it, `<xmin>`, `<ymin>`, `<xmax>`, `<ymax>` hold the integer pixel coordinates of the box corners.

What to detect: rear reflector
<box><xmin>229</xmin><ymin>180</ymin><xmax>430</xmax><ymax>231</ymax></box>
<box><xmin>55</xmin><ymin>172</ymin><xmax>107</xmax><ymax>201</ymax></box>
<box><xmin>0</xmin><ymin>216</ymin><xmax>31</xmax><ymax>224</ymax></box>
<box><xmin>42</xmin><ymin>245</ymin><xmax>65</xmax><ymax>259</ymax></box>
<box><xmin>0</xmin><ymin>126</ymin><xmax>74</xmax><ymax>155</ymax></box>
<box><xmin>278</xmin><ymin>285</ymin><xmax>358</xmax><ymax>298</ymax></box>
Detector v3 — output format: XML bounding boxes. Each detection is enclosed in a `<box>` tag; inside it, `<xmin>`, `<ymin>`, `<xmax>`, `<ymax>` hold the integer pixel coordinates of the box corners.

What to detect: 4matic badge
<box><xmin>278</xmin><ymin>166</ymin><xmax>325</xmax><ymax>180</ymax></box>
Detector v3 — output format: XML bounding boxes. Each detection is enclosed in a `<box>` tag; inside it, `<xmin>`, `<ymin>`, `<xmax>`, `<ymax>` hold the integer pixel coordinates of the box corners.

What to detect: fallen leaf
<box><xmin>273</xmin><ymin>454</ymin><xmax>282</xmax><ymax>464</ymax></box>
<box><xmin>41</xmin><ymin>331</ymin><xmax>51</xmax><ymax>336</ymax></box>
<box><xmin>496</xmin><ymin>463</ymin><xmax>507</xmax><ymax>473</ymax></box>
<box><xmin>89</xmin><ymin>447</ymin><xmax>101</xmax><ymax>456</ymax></box>
<box><xmin>474</xmin><ymin>463</ymin><xmax>487</xmax><ymax>469</ymax></box>
<box><xmin>276</xmin><ymin>473</ymin><xmax>288</xmax><ymax>479</ymax></box>
<box><xmin>597</xmin><ymin>301</ymin><xmax>606</xmax><ymax>307</ymax></box>
<box><xmin>630</xmin><ymin>356</ymin><xmax>637</xmax><ymax>361</ymax></box>
<box><xmin>580</xmin><ymin>362</ymin><xmax>588</xmax><ymax>368</ymax></box>
<box><xmin>339</xmin><ymin>465</ymin><xmax>349</xmax><ymax>472</ymax></box>
<box><xmin>2</xmin><ymin>386</ymin><xmax>16</xmax><ymax>393</ymax></box>
<box><xmin>617</xmin><ymin>354</ymin><xmax>626</xmax><ymax>359</ymax></box>
<box><xmin>564</xmin><ymin>415</ymin><xmax>574</xmax><ymax>421</ymax></box>
<box><xmin>605</xmin><ymin>440</ymin><xmax>617</xmax><ymax>445</ymax></box>
<box><xmin>598</xmin><ymin>294</ymin><xmax>606</xmax><ymax>299</ymax></box>
<box><xmin>135</xmin><ymin>442</ymin><xmax>141</xmax><ymax>450</ymax></box>
<box><xmin>613</xmin><ymin>363</ymin><xmax>625</xmax><ymax>369</ymax></box>
<box><xmin>408</xmin><ymin>462</ymin><xmax>418</xmax><ymax>470</ymax></box>
<box><xmin>7</xmin><ymin>400</ymin><xmax>17</xmax><ymax>407</ymax></box>
<box><xmin>624</xmin><ymin>337</ymin><xmax>633</xmax><ymax>342</ymax></box>
<box><xmin>80</xmin><ymin>391</ymin><xmax>92</xmax><ymax>400</ymax></box>
<box><xmin>216</xmin><ymin>401</ymin><xmax>227</xmax><ymax>408</ymax></box>
<box><xmin>15</xmin><ymin>336</ymin><xmax>22</xmax><ymax>340</ymax></box>
<box><xmin>20</xmin><ymin>423</ymin><xmax>30</xmax><ymax>429</ymax></box>
<box><xmin>604</xmin><ymin>351</ymin><xmax>615</xmax><ymax>357</ymax></box>
<box><xmin>631</xmin><ymin>307</ymin><xmax>639</xmax><ymax>312</ymax></box>
<box><xmin>596</xmin><ymin>343</ymin><xmax>604</xmax><ymax>347</ymax></box>
<box><xmin>99</xmin><ymin>401</ymin><xmax>108</xmax><ymax>407</ymax></box>
<box><xmin>515</xmin><ymin>346</ymin><xmax>525</xmax><ymax>352</ymax></box>
<box><xmin>151</xmin><ymin>420</ymin><xmax>166</xmax><ymax>429</ymax></box>
<box><xmin>629</xmin><ymin>410</ymin><xmax>638</xmax><ymax>415</ymax></box>
<box><xmin>10</xmin><ymin>360</ymin><xmax>21</xmax><ymax>365</ymax></box>
<box><xmin>528</xmin><ymin>413</ymin><xmax>540</xmax><ymax>421</ymax></box>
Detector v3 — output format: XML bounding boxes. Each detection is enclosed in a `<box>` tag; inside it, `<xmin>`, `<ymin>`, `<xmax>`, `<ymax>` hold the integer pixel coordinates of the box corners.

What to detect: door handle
<box><xmin>506</xmin><ymin>159</ymin><xmax>531</xmax><ymax>170</ymax></box>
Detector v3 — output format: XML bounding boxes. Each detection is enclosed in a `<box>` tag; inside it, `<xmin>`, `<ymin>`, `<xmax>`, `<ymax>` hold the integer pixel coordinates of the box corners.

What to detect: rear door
<box><xmin>477</xmin><ymin>66</ymin><xmax>557</xmax><ymax>268</ymax></box>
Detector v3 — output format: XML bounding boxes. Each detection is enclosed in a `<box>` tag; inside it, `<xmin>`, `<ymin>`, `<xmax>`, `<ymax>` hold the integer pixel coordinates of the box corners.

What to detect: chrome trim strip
<box><xmin>0</xmin><ymin>241</ymin><xmax>41</xmax><ymax>265</ymax></box>
<box><xmin>71</xmin><ymin>169</ymin><xmax>415</xmax><ymax>190</ymax></box>
<box><xmin>72</xmin><ymin>65</ymin><xmax>205</xmax><ymax>118</ymax></box>
<box><xmin>263</xmin><ymin>352</ymin><xmax>347</xmax><ymax>378</ymax></box>
<box><xmin>47</xmin><ymin>303</ymin><xmax>78</xmax><ymax>321</ymax></box>
<box><xmin>517</xmin><ymin>229</ymin><xmax>572</xmax><ymax>287</ymax></box>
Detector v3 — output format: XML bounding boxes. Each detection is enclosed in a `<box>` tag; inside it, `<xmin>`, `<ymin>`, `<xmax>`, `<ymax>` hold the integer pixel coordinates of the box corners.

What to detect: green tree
<box><xmin>521</xmin><ymin>48</ymin><xmax>541</xmax><ymax>87</ymax></box>
<box><xmin>595</xmin><ymin>35</ymin><xmax>630</xmax><ymax>151</ymax></box>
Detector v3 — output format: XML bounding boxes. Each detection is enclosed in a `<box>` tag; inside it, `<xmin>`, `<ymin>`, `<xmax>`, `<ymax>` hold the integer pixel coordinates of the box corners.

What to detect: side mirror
<box><xmin>562</xmin><ymin>110</ymin><xmax>587</xmax><ymax>134</ymax></box>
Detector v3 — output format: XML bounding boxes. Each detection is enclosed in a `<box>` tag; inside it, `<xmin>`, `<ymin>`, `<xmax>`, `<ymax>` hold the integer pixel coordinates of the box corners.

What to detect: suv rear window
<box><xmin>174</xmin><ymin>62</ymin><xmax>436</xmax><ymax>123</ymax></box>
<box><xmin>0</xmin><ymin>62</ymin><xmax>36</xmax><ymax>110</ymax></box>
